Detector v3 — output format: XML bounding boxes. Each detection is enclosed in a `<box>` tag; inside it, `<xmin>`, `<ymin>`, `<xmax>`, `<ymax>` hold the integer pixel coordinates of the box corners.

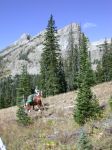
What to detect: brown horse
<box><xmin>24</xmin><ymin>94</ymin><xmax>44</xmax><ymax>112</ymax></box>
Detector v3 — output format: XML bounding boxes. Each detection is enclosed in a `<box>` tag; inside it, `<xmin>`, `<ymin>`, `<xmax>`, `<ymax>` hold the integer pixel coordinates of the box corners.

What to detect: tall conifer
<box><xmin>64</xmin><ymin>24</ymin><xmax>79</xmax><ymax>91</ymax></box>
<box><xmin>102</xmin><ymin>39</ymin><xmax>112</xmax><ymax>81</ymax></box>
<box><xmin>74</xmin><ymin>34</ymin><xmax>101</xmax><ymax>125</ymax></box>
<box><xmin>40</xmin><ymin>15</ymin><xmax>66</xmax><ymax>97</ymax></box>
<box><xmin>16</xmin><ymin>65</ymin><xmax>31</xmax><ymax>126</ymax></box>
<box><xmin>16</xmin><ymin>65</ymin><xmax>31</xmax><ymax>104</ymax></box>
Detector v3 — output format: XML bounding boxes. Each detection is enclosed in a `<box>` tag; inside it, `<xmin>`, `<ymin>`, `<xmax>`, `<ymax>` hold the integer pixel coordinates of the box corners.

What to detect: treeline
<box><xmin>0</xmin><ymin>76</ymin><xmax>17</xmax><ymax>108</ymax></box>
<box><xmin>0</xmin><ymin>74</ymin><xmax>40</xmax><ymax>109</ymax></box>
<box><xmin>95</xmin><ymin>39</ymin><xmax>112</xmax><ymax>83</ymax></box>
<box><xmin>0</xmin><ymin>15</ymin><xmax>112</xmax><ymax>109</ymax></box>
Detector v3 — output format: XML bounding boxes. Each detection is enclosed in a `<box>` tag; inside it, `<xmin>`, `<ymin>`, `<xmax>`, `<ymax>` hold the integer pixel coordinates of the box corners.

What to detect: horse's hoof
<box><xmin>38</xmin><ymin>109</ymin><xmax>41</xmax><ymax>112</ymax></box>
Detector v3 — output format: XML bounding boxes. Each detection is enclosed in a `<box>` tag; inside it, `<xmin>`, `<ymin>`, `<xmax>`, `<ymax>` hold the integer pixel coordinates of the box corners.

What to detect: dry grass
<box><xmin>0</xmin><ymin>82</ymin><xmax>112</xmax><ymax>149</ymax></box>
<box><xmin>92</xmin><ymin>81</ymin><xmax>112</xmax><ymax>104</ymax></box>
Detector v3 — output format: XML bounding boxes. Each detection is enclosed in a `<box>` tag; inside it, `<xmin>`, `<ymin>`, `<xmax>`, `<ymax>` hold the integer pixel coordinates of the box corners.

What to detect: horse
<box><xmin>24</xmin><ymin>94</ymin><xmax>44</xmax><ymax>113</ymax></box>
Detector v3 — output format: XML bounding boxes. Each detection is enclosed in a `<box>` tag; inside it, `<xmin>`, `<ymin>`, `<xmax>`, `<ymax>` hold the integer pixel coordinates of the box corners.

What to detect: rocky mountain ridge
<box><xmin>0</xmin><ymin>23</ymin><xmax>111</xmax><ymax>77</ymax></box>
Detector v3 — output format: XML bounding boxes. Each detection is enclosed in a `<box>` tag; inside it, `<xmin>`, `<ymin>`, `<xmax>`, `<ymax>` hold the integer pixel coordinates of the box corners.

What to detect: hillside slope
<box><xmin>0</xmin><ymin>82</ymin><xmax>112</xmax><ymax>149</ymax></box>
<box><xmin>0</xmin><ymin>82</ymin><xmax>112</xmax><ymax>122</ymax></box>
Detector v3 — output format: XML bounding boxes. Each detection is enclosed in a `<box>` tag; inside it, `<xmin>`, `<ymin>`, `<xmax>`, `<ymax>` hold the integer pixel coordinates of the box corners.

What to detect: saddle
<box><xmin>33</xmin><ymin>94</ymin><xmax>41</xmax><ymax>101</ymax></box>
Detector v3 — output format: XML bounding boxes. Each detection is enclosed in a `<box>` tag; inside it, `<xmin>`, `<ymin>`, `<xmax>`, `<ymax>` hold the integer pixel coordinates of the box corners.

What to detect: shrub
<box><xmin>16</xmin><ymin>106</ymin><xmax>32</xmax><ymax>126</ymax></box>
<box><xmin>77</xmin><ymin>131</ymin><xmax>93</xmax><ymax>150</ymax></box>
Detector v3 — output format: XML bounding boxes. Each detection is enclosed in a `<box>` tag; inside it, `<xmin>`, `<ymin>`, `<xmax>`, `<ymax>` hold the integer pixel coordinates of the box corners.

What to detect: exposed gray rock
<box><xmin>89</xmin><ymin>38</ymin><xmax>111</xmax><ymax>70</ymax></box>
<box><xmin>0</xmin><ymin>23</ymin><xmax>111</xmax><ymax>77</ymax></box>
<box><xmin>0</xmin><ymin>23</ymin><xmax>80</xmax><ymax>76</ymax></box>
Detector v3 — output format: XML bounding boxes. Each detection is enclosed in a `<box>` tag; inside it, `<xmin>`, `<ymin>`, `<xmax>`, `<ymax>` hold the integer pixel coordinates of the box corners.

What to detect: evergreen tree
<box><xmin>58</xmin><ymin>56</ymin><xmax>67</xmax><ymax>93</ymax></box>
<box><xmin>96</xmin><ymin>38</ymin><xmax>112</xmax><ymax>83</ymax></box>
<box><xmin>0</xmin><ymin>74</ymin><xmax>40</xmax><ymax>109</ymax></box>
<box><xmin>101</xmin><ymin>39</ymin><xmax>112</xmax><ymax>81</ymax></box>
<box><xmin>16</xmin><ymin>65</ymin><xmax>31</xmax><ymax>126</ymax></box>
<box><xmin>77</xmin><ymin>131</ymin><xmax>93</xmax><ymax>150</ymax></box>
<box><xmin>10</xmin><ymin>75</ymin><xmax>19</xmax><ymax>106</ymax></box>
<box><xmin>64</xmin><ymin>25</ymin><xmax>79</xmax><ymax>91</ymax></box>
<box><xmin>95</xmin><ymin>61</ymin><xmax>104</xmax><ymax>83</ymax></box>
<box><xmin>0</xmin><ymin>76</ymin><xmax>17</xmax><ymax>108</ymax></box>
<box><xmin>16</xmin><ymin>105</ymin><xmax>32</xmax><ymax>126</ymax></box>
<box><xmin>0</xmin><ymin>78</ymin><xmax>4</xmax><ymax>108</ymax></box>
<box><xmin>74</xmin><ymin>34</ymin><xmax>101</xmax><ymax>125</ymax></box>
<box><xmin>102</xmin><ymin>39</ymin><xmax>110</xmax><ymax>81</ymax></box>
<box><xmin>77</xmin><ymin>34</ymin><xmax>95</xmax><ymax>87</ymax></box>
<box><xmin>40</xmin><ymin>15</ymin><xmax>66</xmax><ymax>97</ymax></box>
<box><xmin>16</xmin><ymin>65</ymin><xmax>31</xmax><ymax>104</ymax></box>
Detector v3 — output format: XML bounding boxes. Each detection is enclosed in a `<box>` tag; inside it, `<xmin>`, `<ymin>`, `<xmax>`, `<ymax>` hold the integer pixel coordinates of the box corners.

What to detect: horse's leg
<box><xmin>33</xmin><ymin>104</ymin><xmax>35</xmax><ymax>110</ymax></box>
<box><xmin>37</xmin><ymin>104</ymin><xmax>41</xmax><ymax>111</ymax></box>
<box><xmin>28</xmin><ymin>105</ymin><xmax>32</xmax><ymax>112</ymax></box>
<box><xmin>40</xmin><ymin>100</ymin><xmax>44</xmax><ymax>111</ymax></box>
<box><xmin>25</xmin><ymin>106</ymin><xmax>29</xmax><ymax>113</ymax></box>
<box><xmin>38</xmin><ymin>101</ymin><xmax>44</xmax><ymax>111</ymax></box>
<box><xmin>26</xmin><ymin>104</ymin><xmax>32</xmax><ymax>113</ymax></box>
<box><xmin>37</xmin><ymin>105</ymin><xmax>42</xmax><ymax>113</ymax></box>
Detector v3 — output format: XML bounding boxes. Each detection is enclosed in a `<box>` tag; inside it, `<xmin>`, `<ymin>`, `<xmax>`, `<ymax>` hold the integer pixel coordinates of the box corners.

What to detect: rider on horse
<box><xmin>24</xmin><ymin>87</ymin><xmax>43</xmax><ymax>112</ymax></box>
<box><xmin>26</xmin><ymin>87</ymin><xmax>40</xmax><ymax>105</ymax></box>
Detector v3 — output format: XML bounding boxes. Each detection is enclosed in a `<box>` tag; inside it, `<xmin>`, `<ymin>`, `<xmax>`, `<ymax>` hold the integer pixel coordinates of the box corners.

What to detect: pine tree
<box><xmin>5</xmin><ymin>76</ymin><xmax>13</xmax><ymax>107</ymax></box>
<box><xmin>16</xmin><ymin>65</ymin><xmax>31</xmax><ymax>126</ymax></box>
<box><xmin>10</xmin><ymin>75</ymin><xmax>19</xmax><ymax>106</ymax></box>
<box><xmin>40</xmin><ymin>15</ymin><xmax>66</xmax><ymax>97</ymax></box>
<box><xmin>64</xmin><ymin>24</ymin><xmax>79</xmax><ymax>91</ymax></box>
<box><xmin>0</xmin><ymin>77</ymin><xmax>13</xmax><ymax>108</ymax></box>
<box><xmin>74</xmin><ymin>34</ymin><xmax>101</xmax><ymax>125</ymax></box>
<box><xmin>16</xmin><ymin>105</ymin><xmax>32</xmax><ymax>126</ymax></box>
<box><xmin>16</xmin><ymin>65</ymin><xmax>31</xmax><ymax>105</ymax></box>
<box><xmin>95</xmin><ymin>61</ymin><xmax>104</xmax><ymax>83</ymax></box>
<box><xmin>102</xmin><ymin>39</ymin><xmax>112</xmax><ymax>81</ymax></box>
<box><xmin>0</xmin><ymin>74</ymin><xmax>41</xmax><ymax>109</ymax></box>
<box><xmin>77</xmin><ymin>131</ymin><xmax>93</xmax><ymax>150</ymax></box>
<box><xmin>102</xmin><ymin>39</ymin><xmax>109</xmax><ymax>81</ymax></box>
<box><xmin>77</xmin><ymin>35</ymin><xmax>95</xmax><ymax>87</ymax></box>
<box><xmin>58</xmin><ymin>56</ymin><xmax>67</xmax><ymax>93</ymax></box>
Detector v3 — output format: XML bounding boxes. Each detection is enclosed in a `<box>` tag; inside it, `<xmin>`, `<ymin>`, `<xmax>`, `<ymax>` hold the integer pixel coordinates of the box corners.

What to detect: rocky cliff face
<box><xmin>0</xmin><ymin>23</ymin><xmax>80</xmax><ymax>77</ymax></box>
<box><xmin>89</xmin><ymin>38</ymin><xmax>111</xmax><ymax>70</ymax></box>
<box><xmin>0</xmin><ymin>23</ymin><xmax>111</xmax><ymax>77</ymax></box>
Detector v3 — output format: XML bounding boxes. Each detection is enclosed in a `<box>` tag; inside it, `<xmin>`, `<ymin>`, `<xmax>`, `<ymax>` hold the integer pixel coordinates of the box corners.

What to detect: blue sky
<box><xmin>0</xmin><ymin>0</ymin><xmax>111</xmax><ymax>50</ymax></box>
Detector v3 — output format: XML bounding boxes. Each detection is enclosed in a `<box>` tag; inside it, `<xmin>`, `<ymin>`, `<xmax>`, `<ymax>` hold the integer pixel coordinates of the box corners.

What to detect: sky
<box><xmin>0</xmin><ymin>0</ymin><xmax>112</xmax><ymax>50</ymax></box>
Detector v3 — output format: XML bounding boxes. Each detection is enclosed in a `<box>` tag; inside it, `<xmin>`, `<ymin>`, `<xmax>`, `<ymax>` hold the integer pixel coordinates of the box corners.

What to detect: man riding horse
<box><xmin>26</xmin><ymin>88</ymin><xmax>39</xmax><ymax>104</ymax></box>
<box><xmin>24</xmin><ymin>87</ymin><xmax>44</xmax><ymax>112</ymax></box>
